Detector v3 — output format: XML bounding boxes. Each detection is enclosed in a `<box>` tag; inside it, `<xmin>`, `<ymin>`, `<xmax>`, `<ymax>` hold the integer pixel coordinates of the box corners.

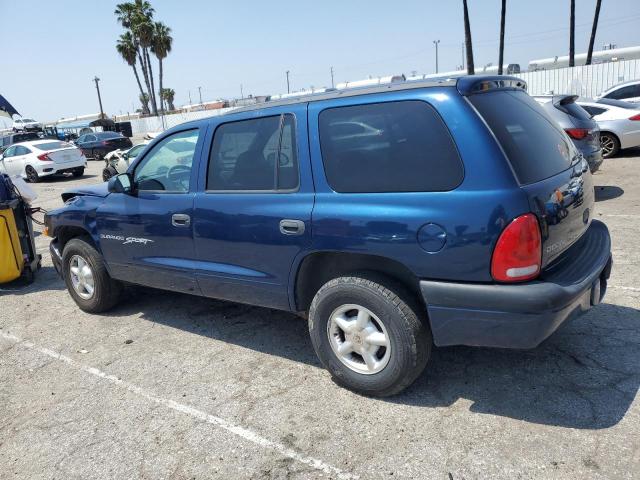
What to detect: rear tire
<box><xmin>25</xmin><ymin>165</ymin><xmax>40</xmax><ymax>183</ymax></box>
<box><xmin>73</xmin><ymin>167</ymin><xmax>85</xmax><ymax>178</ymax></box>
<box><xmin>308</xmin><ymin>275</ymin><xmax>431</xmax><ymax>397</ymax></box>
<box><xmin>62</xmin><ymin>237</ymin><xmax>122</xmax><ymax>313</ymax></box>
<box><xmin>600</xmin><ymin>132</ymin><xmax>620</xmax><ymax>158</ymax></box>
<box><xmin>102</xmin><ymin>166</ymin><xmax>117</xmax><ymax>182</ymax></box>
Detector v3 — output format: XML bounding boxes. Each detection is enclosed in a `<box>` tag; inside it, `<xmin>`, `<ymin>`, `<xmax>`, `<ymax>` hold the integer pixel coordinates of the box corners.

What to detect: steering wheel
<box><xmin>266</xmin><ymin>152</ymin><xmax>290</xmax><ymax>167</ymax></box>
<box><xmin>167</xmin><ymin>164</ymin><xmax>191</xmax><ymax>189</ymax></box>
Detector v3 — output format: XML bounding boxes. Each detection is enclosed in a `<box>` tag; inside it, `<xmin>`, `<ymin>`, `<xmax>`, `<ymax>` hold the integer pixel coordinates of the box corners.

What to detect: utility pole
<box><xmin>330</xmin><ymin>67</ymin><xmax>335</xmax><ymax>88</ymax></box>
<box><xmin>198</xmin><ymin>86</ymin><xmax>203</xmax><ymax>105</ymax></box>
<box><xmin>286</xmin><ymin>70</ymin><xmax>290</xmax><ymax>94</ymax></box>
<box><xmin>188</xmin><ymin>90</ymin><xmax>192</xmax><ymax>106</ymax></box>
<box><xmin>433</xmin><ymin>40</ymin><xmax>440</xmax><ymax>73</ymax></box>
<box><xmin>240</xmin><ymin>84</ymin><xmax>244</xmax><ymax>99</ymax></box>
<box><xmin>93</xmin><ymin>76</ymin><xmax>104</xmax><ymax>120</ymax></box>
<box><xmin>461</xmin><ymin>42</ymin><xmax>465</xmax><ymax>70</ymax></box>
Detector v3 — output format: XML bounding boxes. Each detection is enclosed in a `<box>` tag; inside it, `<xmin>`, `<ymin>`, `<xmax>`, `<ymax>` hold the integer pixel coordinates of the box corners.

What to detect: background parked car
<box><xmin>74</xmin><ymin>131</ymin><xmax>132</xmax><ymax>160</ymax></box>
<box><xmin>0</xmin><ymin>131</ymin><xmax>39</xmax><ymax>154</ymax></box>
<box><xmin>577</xmin><ymin>98</ymin><xmax>640</xmax><ymax>158</ymax></box>
<box><xmin>0</xmin><ymin>140</ymin><xmax>86</xmax><ymax>182</ymax></box>
<box><xmin>533</xmin><ymin>95</ymin><xmax>602</xmax><ymax>172</ymax></box>
<box><xmin>596</xmin><ymin>80</ymin><xmax>640</xmax><ymax>104</ymax></box>
<box><xmin>102</xmin><ymin>141</ymin><xmax>149</xmax><ymax>181</ymax></box>
<box><xmin>12</xmin><ymin>118</ymin><xmax>42</xmax><ymax>132</ymax></box>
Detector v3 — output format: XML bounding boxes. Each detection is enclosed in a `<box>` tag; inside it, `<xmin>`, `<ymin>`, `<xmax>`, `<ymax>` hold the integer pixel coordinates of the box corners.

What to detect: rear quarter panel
<box><xmin>306</xmin><ymin>87</ymin><xmax>530</xmax><ymax>282</ymax></box>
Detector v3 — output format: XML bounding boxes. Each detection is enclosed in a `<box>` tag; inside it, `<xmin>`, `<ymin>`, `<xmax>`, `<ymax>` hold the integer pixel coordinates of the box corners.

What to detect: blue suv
<box><xmin>45</xmin><ymin>76</ymin><xmax>612</xmax><ymax>396</ymax></box>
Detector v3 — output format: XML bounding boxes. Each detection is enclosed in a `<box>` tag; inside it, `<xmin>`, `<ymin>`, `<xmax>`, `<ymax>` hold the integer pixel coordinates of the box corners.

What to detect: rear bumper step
<box><xmin>420</xmin><ymin>220</ymin><xmax>612</xmax><ymax>349</ymax></box>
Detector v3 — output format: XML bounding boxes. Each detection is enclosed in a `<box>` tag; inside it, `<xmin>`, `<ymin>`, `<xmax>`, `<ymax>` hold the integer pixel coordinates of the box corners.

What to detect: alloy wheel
<box><xmin>327</xmin><ymin>304</ymin><xmax>391</xmax><ymax>375</ymax></box>
<box><xmin>69</xmin><ymin>255</ymin><xmax>95</xmax><ymax>300</ymax></box>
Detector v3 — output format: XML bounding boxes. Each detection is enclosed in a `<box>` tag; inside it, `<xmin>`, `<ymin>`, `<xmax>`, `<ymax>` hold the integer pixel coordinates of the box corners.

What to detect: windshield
<box><xmin>469</xmin><ymin>90</ymin><xmax>575</xmax><ymax>185</ymax></box>
<box><xmin>597</xmin><ymin>98</ymin><xmax>639</xmax><ymax>109</ymax></box>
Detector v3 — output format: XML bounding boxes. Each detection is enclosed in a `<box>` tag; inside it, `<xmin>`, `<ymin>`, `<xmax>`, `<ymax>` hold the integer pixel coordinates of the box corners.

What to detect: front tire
<box><xmin>308</xmin><ymin>275</ymin><xmax>431</xmax><ymax>397</ymax></box>
<box><xmin>600</xmin><ymin>132</ymin><xmax>620</xmax><ymax>158</ymax></box>
<box><xmin>62</xmin><ymin>237</ymin><xmax>122</xmax><ymax>313</ymax></box>
<box><xmin>73</xmin><ymin>167</ymin><xmax>85</xmax><ymax>178</ymax></box>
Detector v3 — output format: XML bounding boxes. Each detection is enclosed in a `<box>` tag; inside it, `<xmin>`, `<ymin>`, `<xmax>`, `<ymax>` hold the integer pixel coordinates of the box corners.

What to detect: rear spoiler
<box><xmin>552</xmin><ymin>95</ymin><xmax>580</xmax><ymax>115</ymax></box>
<box><xmin>457</xmin><ymin>76</ymin><xmax>527</xmax><ymax>96</ymax></box>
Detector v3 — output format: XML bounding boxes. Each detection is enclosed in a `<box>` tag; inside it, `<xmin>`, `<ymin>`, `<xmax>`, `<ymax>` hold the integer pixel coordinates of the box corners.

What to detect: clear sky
<box><xmin>1</xmin><ymin>0</ymin><xmax>639</xmax><ymax>126</ymax></box>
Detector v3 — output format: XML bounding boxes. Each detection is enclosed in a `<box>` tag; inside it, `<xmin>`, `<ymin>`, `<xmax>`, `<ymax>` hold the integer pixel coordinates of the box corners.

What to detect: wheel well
<box><xmin>55</xmin><ymin>226</ymin><xmax>94</xmax><ymax>251</ymax></box>
<box><xmin>294</xmin><ymin>252</ymin><xmax>422</xmax><ymax>312</ymax></box>
<box><xmin>600</xmin><ymin>131</ymin><xmax>619</xmax><ymax>142</ymax></box>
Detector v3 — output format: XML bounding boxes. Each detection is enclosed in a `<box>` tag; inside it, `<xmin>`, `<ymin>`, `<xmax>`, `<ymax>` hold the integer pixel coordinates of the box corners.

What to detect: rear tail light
<box><xmin>629</xmin><ymin>114</ymin><xmax>640</xmax><ymax>121</ymax></box>
<box><xmin>564</xmin><ymin>128</ymin><xmax>590</xmax><ymax>140</ymax></box>
<box><xmin>491</xmin><ymin>213</ymin><xmax>542</xmax><ymax>283</ymax></box>
<box><xmin>101</xmin><ymin>141</ymin><xmax>108</xmax><ymax>146</ymax></box>
<box><xmin>37</xmin><ymin>153</ymin><xmax>52</xmax><ymax>161</ymax></box>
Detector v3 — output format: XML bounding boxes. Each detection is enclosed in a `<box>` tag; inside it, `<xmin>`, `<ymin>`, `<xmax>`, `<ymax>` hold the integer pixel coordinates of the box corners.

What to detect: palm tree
<box><xmin>586</xmin><ymin>0</ymin><xmax>602</xmax><ymax>65</ymax></box>
<box><xmin>463</xmin><ymin>0</ymin><xmax>475</xmax><ymax>74</ymax></box>
<box><xmin>116</xmin><ymin>32</ymin><xmax>149</xmax><ymax>114</ymax></box>
<box><xmin>162</xmin><ymin>88</ymin><xmax>176</xmax><ymax>111</ymax></box>
<box><xmin>151</xmin><ymin>22</ymin><xmax>173</xmax><ymax>114</ymax></box>
<box><xmin>569</xmin><ymin>0</ymin><xmax>576</xmax><ymax>67</ymax></box>
<box><xmin>135</xmin><ymin>13</ymin><xmax>158</xmax><ymax>115</ymax></box>
<box><xmin>139</xmin><ymin>92</ymin><xmax>149</xmax><ymax>113</ymax></box>
<box><xmin>498</xmin><ymin>0</ymin><xmax>507</xmax><ymax>75</ymax></box>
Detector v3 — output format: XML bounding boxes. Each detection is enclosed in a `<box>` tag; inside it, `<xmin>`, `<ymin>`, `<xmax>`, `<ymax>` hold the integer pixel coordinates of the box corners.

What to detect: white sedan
<box><xmin>578</xmin><ymin>98</ymin><xmax>640</xmax><ymax>158</ymax></box>
<box><xmin>12</xmin><ymin>118</ymin><xmax>42</xmax><ymax>132</ymax></box>
<box><xmin>0</xmin><ymin>140</ymin><xmax>86</xmax><ymax>182</ymax></box>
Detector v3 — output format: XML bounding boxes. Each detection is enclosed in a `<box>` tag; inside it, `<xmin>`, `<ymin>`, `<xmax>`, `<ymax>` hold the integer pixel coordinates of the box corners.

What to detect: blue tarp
<box><xmin>0</xmin><ymin>94</ymin><xmax>19</xmax><ymax>119</ymax></box>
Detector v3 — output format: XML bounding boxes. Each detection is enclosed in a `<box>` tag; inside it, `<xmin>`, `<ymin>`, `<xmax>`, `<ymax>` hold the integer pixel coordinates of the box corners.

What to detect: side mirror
<box><xmin>108</xmin><ymin>173</ymin><xmax>133</xmax><ymax>194</ymax></box>
<box><xmin>122</xmin><ymin>152</ymin><xmax>129</xmax><ymax>160</ymax></box>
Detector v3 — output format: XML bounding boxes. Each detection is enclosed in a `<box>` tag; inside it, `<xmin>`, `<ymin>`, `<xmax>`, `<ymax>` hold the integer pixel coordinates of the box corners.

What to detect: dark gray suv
<box><xmin>534</xmin><ymin>95</ymin><xmax>603</xmax><ymax>173</ymax></box>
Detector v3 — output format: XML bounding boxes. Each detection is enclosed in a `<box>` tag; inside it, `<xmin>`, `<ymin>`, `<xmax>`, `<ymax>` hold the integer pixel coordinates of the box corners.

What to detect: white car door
<box><xmin>10</xmin><ymin>146</ymin><xmax>31</xmax><ymax>177</ymax></box>
<box><xmin>1</xmin><ymin>146</ymin><xmax>19</xmax><ymax>175</ymax></box>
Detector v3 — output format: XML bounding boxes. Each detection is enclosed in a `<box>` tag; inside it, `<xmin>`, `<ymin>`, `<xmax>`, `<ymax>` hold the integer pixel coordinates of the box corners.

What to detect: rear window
<box><xmin>13</xmin><ymin>133</ymin><xmax>38</xmax><ymax>143</ymax></box>
<box><xmin>318</xmin><ymin>101</ymin><xmax>463</xmax><ymax>193</ymax></box>
<box><xmin>469</xmin><ymin>90</ymin><xmax>574</xmax><ymax>185</ymax></box>
<box><xmin>96</xmin><ymin>132</ymin><xmax>122</xmax><ymax>139</ymax></box>
<box><xmin>34</xmin><ymin>141</ymin><xmax>70</xmax><ymax>151</ymax></box>
<box><xmin>560</xmin><ymin>101</ymin><xmax>592</xmax><ymax>120</ymax></box>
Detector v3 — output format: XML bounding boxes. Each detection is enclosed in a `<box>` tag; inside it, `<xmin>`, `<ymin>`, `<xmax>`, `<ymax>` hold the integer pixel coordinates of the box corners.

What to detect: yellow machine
<box><xmin>0</xmin><ymin>206</ymin><xmax>24</xmax><ymax>283</ymax></box>
<box><xmin>0</xmin><ymin>175</ymin><xmax>40</xmax><ymax>284</ymax></box>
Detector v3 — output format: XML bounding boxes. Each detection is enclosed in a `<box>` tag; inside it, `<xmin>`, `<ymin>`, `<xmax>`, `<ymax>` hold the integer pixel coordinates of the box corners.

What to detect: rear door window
<box><xmin>318</xmin><ymin>101</ymin><xmax>463</xmax><ymax>193</ymax></box>
<box><xmin>469</xmin><ymin>90</ymin><xmax>574</xmax><ymax>185</ymax></box>
<box><xmin>207</xmin><ymin>114</ymin><xmax>298</xmax><ymax>191</ymax></box>
<box><xmin>606</xmin><ymin>84</ymin><xmax>640</xmax><ymax>100</ymax></box>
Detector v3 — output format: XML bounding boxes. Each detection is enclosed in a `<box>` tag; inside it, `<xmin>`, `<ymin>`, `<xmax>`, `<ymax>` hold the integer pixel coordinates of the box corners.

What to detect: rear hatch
<box><xmin>468</xmin><ymin>88</ymin><xmax>594</xmax><ymax>267</ymax></box>
<box><xmin>103</xmin><ymin>136</ymin><xmax>131</xmax><ymax>149</ymax></box>
<box><xmin>552</xmin><ymin>96</ymin><xmax>600</xmax><ymax>155</ymax></box>
<box><xmin>35</xmin><ymin>141</ymin><xmax>84</xmax><ymax>164</ymax></box>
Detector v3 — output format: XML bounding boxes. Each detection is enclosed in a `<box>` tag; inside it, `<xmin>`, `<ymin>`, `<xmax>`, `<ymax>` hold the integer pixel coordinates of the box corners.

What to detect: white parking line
<box><xmin>0</xmin><ymin>330</ymin><xmax>358</xmax><ymax>480</ymax></box>
<box><xmin>598</xmin><ymin>214</ymin><xmax>640</xmax><ymax>218</ymax></box>
<box><xmin>610</xmin><ymin>285</ymin><xmax>640</xmax><ymax>292</ymax></box>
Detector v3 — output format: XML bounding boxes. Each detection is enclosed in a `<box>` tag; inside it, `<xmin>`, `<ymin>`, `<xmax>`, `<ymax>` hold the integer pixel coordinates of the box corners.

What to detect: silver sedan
<box><xmin>578</xmin><ymin>98</ymin><xmax>640</xmax><ymax>158</ymax></box>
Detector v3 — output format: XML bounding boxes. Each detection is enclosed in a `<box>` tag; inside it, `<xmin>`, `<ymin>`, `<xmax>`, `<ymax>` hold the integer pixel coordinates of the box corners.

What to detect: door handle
<box><xmin>172</xmin><ymin>213</ymin><xmax>191</xmax><ymax>227</ymax></box>
<box><xmin>279</xmin><ymin>219</ymin><xmax>305</xmax><ymax>236</ymax></box>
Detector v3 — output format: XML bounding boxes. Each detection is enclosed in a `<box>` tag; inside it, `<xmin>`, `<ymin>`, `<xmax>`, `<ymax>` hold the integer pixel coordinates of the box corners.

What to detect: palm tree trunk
<box><xmin>586</xmin><ymin>0</ymin><xmax>602</xmax><ymax>65</ymax></box>
<box><xmin>498</xmin><ymin>0</ymin><xmax>506</xmax><ymax>75</ymax></box>
<box><xmin>158</xmin><ymin>58</ymin><xmax>164</xmax><ymax>115</ymax></box>
<box><xmin>132</xmin><ymin>64</ymin><xmax>149</xmax><ymax>114</ymax></box>
<box><xmin>145</xmin><ymin>48</ymin><xmax>158</xmax><ymax>115</ymax></box>
<box><xmin>137</xmin><ymin>47</ymin><xmax>153</xmax><ymax>113</ymax></box>
<box><xmin>569</xmin><ymin>0</ymin><xmax>576</xmax><ymax>67</ymax></box>
<box><xmin>463</xmin><ymin>0</ymin><xmax>475</xmax><ymax>75</ymax></box>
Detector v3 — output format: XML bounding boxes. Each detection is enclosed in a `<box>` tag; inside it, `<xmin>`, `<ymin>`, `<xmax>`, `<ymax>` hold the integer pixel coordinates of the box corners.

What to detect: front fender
<box><xmin>46</xmin><ymin>195</ymin><xmax>105</xmax><ymax>254</ymax></box>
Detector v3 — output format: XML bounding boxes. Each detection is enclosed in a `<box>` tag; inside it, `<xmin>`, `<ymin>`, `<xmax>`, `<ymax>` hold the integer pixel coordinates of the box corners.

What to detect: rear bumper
<box><xmin>421</xmin><ymin>220</ymin><xmax>612</xmax><ymax>349</ymax></box>
<box><xmin>584</xmin><ymin>149</ymin><xmax>603</xmax><ymax>173</ymax></box>
<box><xmin>36</xmin><ymin>161</ymin><xmax>86</xmax><ymax>177</ymax></box>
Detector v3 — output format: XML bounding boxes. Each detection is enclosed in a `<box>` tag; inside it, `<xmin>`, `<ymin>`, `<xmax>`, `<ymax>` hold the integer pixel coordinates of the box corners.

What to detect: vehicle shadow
<box><xmin>594</xmin><ymin>185</ymin><xmax>624</xmax><ymax>202</ymax></box>
<box><xmin>110</xmin><ymin>287</ymin><xmax>640</xmax><ymax>430</ymax></box>
<box><xmin>0</xmin><ymin>265</ymin><xmax>66</xmax><ymax>296</ymax></box>
<box><xmin>42</xmin><ymin>173</ymin><xmax>99</xmax><ymax>183</ymax></box>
